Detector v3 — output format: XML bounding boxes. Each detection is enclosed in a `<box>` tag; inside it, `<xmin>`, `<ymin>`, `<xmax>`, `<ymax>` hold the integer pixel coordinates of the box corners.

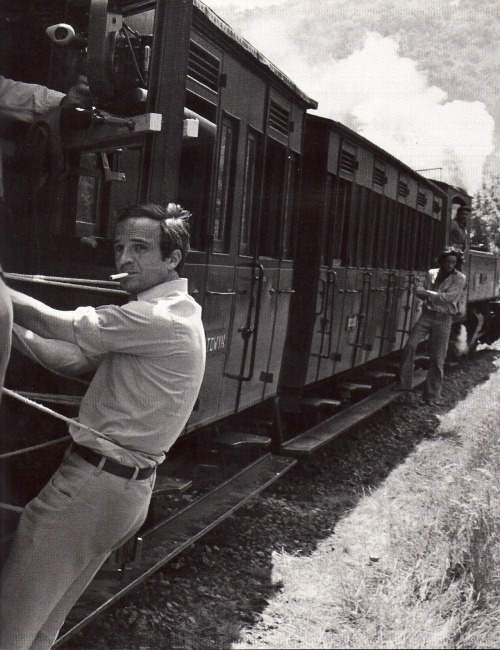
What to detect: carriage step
<box><xmin>301</xmin><ymin>397</ymin><xmax>342</xmax><ymax>409</ymax></box>
<box><xmin>414</xmin><ymin>355</ymin><xmax>430</xmax><ymax>369</ymax></box>
<box><xmin>281</xmin><ymin>384</ymin><xmax>402</xmax><ymax>456</ymax></box>
<box><xmin>152</xmin><ymin>476</ymin><xmax>192</xmax><ymax>495</ymax></box>
<box><xmin>337</xmin><ymin>382</ymin><xmax>372</xmax><ymax>398</ymax></box>
<box><xmin>216</xmin><ymin>432</ymin><xmax>272</xmax><ymax>449</ymax></box>
<box><xmin>55</xmin><ymin>453</ymin><xmax>296</xmax><ymax>646</ymax></box>
<box><xmin>364</xmin><ymin>370</ymin><xmax>397</xmax><ymax>380</ymax></box>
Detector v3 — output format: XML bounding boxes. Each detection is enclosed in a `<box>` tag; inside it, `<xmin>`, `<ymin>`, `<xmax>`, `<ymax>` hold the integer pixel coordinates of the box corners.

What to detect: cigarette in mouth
<box><xmin>109</xmin><ymin>272</ymin><xmax>129</xmax><ymax>280</ymax></box>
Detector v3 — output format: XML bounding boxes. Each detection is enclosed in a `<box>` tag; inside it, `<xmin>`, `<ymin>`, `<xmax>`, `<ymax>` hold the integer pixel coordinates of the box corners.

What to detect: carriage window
<box><xmin>282</xmin><ymin>153</ymin><xmax>299</xmax><ymax>260</ymax></box>
<box><xmin>385</xmin><ymin>202</ymin><xmax>399</xmax><ymax>269</ymax></box>
<box><xmin>75</xmin><ymin>153</ymin><xmax>102</xmax><ymax>238</ymax></box>
<box><xmin>396</xmin><ymin>203</ymin><xmax>408</xmax><ymax>269</ymax></box>
<box><xmin>365</xmin><ymin>190</ymin><xmax>382</xmax><ymax>267</ymax></box>
<box><xmin>375</xmin><ymin>197</ymin><xmax>390</xmax><ymax>268</ymax></box>
<box><xmin>332</xmin><ymin>178</ymin><xmax>353</xmax><ymax>263</ymax></box>
<box><xmin>213</xmin><ymin>116</ymin><xmax>238</xmax><ymax>253</ymax></box>
<box><xmin>73</xmin><ymin>148</ymin><xmax>142</xmax><ymax>239</ymax></box>
<box><xmin>178</xmin><ymin>116</ymin><xmax>216</xmax><ymax>252</ymax></box>
<box><xmin>239</xmin><ymin>130</ymin><xmax>261</xmax><ymax>256</ymax></box>
<box><xmin>105</xmin><ymin>147</ymin><xmax>142</xmax><ymax>236</ymax></box>
<box><xmin>260</xmin><ymin>138</ymin><xmax>286</xmax><ymax>258</ymax></box>
<box><xmin>320</xmin><ymin>174</ymin><xmax>333</xmax><ymax>267</ymax></box>
<box><xmin>347</xmin><ymin>185</ymin><xmax>364</xmax><ymax>267</ymax></box>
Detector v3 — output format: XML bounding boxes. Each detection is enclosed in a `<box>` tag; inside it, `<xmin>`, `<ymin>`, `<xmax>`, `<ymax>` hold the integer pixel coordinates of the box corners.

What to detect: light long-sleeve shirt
<box><xmin>0</xmin><ymin>75</ymin><xmax>65</xmax><ymax>197</ymax></box>
<box><xmin>422</xmin><ymin>268</ymin><xmax>466</xmax><ymax>316</ymax></box>
<box><xmin>70</xmin><ymin>278</ymin><xmax>206</xmax><ymax>467</ymax></box>
<box><xmin>0</xmin><ymin>76</ymin><xmax>64</xmax><ymax>123</ymax></box>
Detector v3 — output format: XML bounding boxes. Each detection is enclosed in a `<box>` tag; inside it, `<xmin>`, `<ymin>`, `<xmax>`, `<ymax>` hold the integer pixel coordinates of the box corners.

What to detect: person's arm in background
<box><xmin>0</xmin><ymin>74</ymin><xmax>90</xmax><ymax>122</ymax></box>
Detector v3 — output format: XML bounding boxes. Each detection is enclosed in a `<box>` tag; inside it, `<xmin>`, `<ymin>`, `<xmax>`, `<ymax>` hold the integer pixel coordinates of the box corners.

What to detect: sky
<box><xmin>205</xmin><ymin>0</ymin><xmax>496</xmax><ymax>194</ymax></box>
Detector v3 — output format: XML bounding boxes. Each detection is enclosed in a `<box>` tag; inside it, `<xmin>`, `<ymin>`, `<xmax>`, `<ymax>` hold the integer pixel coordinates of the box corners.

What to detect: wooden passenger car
<box><xmin>279</xmin><ymin>115</ymin><xmax>448</xmax><ymax>407</ymax></box>
<box><xmin>1</xmin><ymin>0</ymin><xmax>316</xmax><ymax>457</ymax></box>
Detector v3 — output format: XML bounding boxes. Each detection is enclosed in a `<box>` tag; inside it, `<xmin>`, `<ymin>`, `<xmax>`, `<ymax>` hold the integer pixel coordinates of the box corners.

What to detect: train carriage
<box><xmin>279</xmin><ymin>115</ymin><xmax>448</xmax><ymax>410</ymax></box>
<box><xmin>1</xmin><ymin>0</ymin><xmax>499</xmax><ymax>643</ymax></box>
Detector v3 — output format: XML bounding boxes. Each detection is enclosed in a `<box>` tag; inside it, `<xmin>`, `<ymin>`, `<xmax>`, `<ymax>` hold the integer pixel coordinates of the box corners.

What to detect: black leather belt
<box><xmin>72</xmin><ymin>443</ymin><xmax>155</xmax><ymax>480</ymax></box>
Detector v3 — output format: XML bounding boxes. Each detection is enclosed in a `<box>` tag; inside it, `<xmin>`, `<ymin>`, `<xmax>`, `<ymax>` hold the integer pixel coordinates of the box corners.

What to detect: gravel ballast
<box><xmin>63</xmin><ymin>348</ymin><xmax>500</xmax><ymax>650</ymax></box>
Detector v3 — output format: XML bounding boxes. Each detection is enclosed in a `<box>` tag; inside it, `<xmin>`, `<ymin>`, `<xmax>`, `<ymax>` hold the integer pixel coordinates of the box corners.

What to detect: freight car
<box><xmin>0</xmin><ymin>0</ymin><xmax>498</xmax><ymax>643</ymax></box>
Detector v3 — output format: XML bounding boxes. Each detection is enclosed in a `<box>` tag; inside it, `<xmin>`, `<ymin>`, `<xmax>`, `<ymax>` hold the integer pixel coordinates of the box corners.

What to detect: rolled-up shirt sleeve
<box><xmin>0</xmin><ymin>76</ymin><xmax>65</xmax><ymax>123</ymax></box>
<box><xmin>73</xmin><ymin>302</ymin><xmax>175</xmax><ymax>357</ymax></box>
<box><xmin>426</xmin><ymin>274</ymin><xmax>466</xmax><ymax>306</ymax></box>
<box><xmin>12</xmin><ymin>323</ymin><xmax>99</xmax><ymax>377</ymax></box>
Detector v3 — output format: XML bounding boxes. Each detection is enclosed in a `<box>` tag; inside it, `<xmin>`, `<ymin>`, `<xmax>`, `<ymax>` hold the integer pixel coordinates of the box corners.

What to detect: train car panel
<box><xmin>222</xmin><ymin>58</ymin><xmax>267</xmax><ymax>131</ymax></box>
<box><xmin>384</xmin><ymin>162</ymin><xmax>399</xmax><ymax>201</ymax></box>
<box><xmin>356</xmin><ymin>145</ymin><xmax>374</xmax><ymax>189</ymax></box>
<box><xmin>261</xmin><ymin>264</ymin><xmax>295</xmax><ymax>399</ymax></box>
<box><xmin>288</xmin><ymin>99</ymin><xmax>306</xmax><ymax>155</ymax></box>
<box><xmin>467</xmin><ymin>251</ymin><xmax>499</xmax><ymax>303</ymax></box>
<box><xmin>326</xmin><ymin>130</ymin><xmax>341</xmax><ymax>175</ymax></box>
<box><xmin>219</xmin><ymin>262</ymin><xmax>278</xmax><ymax>411</ymax></box>
<box><xmin>360</xmin><ymin>269</ymin><xmax>392</xmax><ymax>362</ymax></box>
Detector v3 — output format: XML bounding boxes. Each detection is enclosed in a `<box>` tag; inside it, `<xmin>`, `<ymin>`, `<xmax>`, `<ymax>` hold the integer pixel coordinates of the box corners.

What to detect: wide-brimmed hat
<box><xmin>437</xmin><ymin>247</ymin><xmax>464</xmax><ymax>266</ymax></box>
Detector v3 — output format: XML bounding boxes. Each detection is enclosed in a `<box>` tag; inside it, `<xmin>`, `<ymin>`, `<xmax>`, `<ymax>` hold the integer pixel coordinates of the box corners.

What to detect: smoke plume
<box><xmin>209</xmin><ymin>0</ymin><xmax>495</xmax><ymax>193</ymax></box>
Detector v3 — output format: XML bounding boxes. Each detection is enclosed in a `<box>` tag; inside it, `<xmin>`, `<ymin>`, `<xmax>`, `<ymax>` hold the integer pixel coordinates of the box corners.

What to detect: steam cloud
<box><xmin>209</xmin><ymin>1</ymin><xmax>495</xmax><ymax>193</ymax></box>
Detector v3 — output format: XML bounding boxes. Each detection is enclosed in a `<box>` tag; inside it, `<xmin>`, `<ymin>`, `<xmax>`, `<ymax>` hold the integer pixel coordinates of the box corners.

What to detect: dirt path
<box><xmin>64</xmin><ymin>349</ymin><xmax>500</xmax><ymax>650</ymax></box>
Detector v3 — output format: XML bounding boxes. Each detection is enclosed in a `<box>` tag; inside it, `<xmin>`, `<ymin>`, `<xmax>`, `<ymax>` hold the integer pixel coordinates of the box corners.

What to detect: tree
<box><xmin>470</xmin><ymin>174</ymin><xmax>500</xmax><ymax>252</ymax></box>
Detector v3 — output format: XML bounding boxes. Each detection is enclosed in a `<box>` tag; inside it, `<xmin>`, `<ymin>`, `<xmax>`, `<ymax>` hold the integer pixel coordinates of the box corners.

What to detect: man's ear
<box><xmin>169</xmin><ymin>249</ymin><xmax>182</xmax><ymax>269</ymax></box>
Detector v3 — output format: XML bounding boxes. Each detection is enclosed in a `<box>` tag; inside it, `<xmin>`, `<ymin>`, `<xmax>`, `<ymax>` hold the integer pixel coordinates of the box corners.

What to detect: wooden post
<box><xmin>145</xmin><ymin>0</ymin><xmax>194</xmax><ymax>204</ymax></box>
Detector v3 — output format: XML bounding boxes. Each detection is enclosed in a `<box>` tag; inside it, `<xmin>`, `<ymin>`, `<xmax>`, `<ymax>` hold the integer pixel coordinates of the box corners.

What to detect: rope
<box><xmin>0</xmin><ymin>502</ymin><xmax>24</xmax><ymax>513</ymax></box>
<box><xmin>4</xmin><ymin>273</ymin><xmax>126</xmax><ymax>297</ymax></box>
<box><xmin>0</xmin><ymin>436</ymin><xmax>71</xmax><ymax>460</ymax></box>
<box><xmin>2</xmin><ymin>388</ymin><xmax>104</xmax><ymax>440</ymax></box>
<box><xmin>4</xmin><ymin>272</ymin><xmax>119</xmax><ymax>287</ymax></box>
<box><xmin>14</xmin><ymin>391</ymin><xmax>82</xmax><ymax>406</ymax></box>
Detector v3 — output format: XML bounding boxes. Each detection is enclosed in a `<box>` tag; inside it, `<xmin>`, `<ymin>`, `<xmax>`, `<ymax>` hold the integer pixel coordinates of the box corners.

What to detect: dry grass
<box><xmin>233</xmin><ymin>360</ymin><xmax>500</xmax><ymax>650</ymax></box>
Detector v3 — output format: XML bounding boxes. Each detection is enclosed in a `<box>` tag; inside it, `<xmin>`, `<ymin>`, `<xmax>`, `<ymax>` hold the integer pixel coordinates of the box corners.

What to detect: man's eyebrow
<box><xmin>114</xmin><ymin>236</ymin><xmax>150</xmax><ymax>244</ymax></box>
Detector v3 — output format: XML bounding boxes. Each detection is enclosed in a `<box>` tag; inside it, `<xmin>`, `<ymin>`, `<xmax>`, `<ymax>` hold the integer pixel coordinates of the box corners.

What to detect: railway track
<box><xmin>52</xmin><ymin>360</ymin><xmax>431</xmax><ymax>645</ymax></box>
<box><xmin>57</xmin><ymin>347</ymin><xmax>500</xmax><ymax>650</ymax></box>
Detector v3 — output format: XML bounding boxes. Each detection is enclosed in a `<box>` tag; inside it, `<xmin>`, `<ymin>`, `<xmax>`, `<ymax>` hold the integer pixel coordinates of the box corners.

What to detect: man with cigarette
<box><xmin>0</xmin><ymin>202</ymin><xmax>206</xmax><ymax>649</ymax></box>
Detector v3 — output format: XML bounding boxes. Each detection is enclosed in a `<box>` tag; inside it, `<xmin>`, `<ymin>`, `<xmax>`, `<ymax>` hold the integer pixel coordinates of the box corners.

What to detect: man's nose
<box><xmin>116</xmin><ymin>248</ymin><xmax>134</xmax><ymax>266</ymax></box>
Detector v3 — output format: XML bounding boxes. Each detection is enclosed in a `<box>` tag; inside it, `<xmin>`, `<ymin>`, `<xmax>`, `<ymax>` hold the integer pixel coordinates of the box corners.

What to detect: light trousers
<box><xmin>400</xmin><ymin>310</ymin><xmax>452</xmax><ymax>399</ymax></box>
<box><xmin>0</xmin><ymin>449</ymin><xmax>155</xmax><ymax>650</ymax></box>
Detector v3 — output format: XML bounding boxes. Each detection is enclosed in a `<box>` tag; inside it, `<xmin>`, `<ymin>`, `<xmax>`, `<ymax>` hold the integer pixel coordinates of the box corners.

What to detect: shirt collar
<box><xmin>136</xmin><ymin>278</ymin><xmax>188</xmax><ymax>302</ymax></box>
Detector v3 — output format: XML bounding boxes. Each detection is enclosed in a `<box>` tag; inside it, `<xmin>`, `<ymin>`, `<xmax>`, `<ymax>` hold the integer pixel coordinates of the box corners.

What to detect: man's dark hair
<box><xmin>117</xmin><ymin>202</ymin><xmax>191</xmax><ymax>274</ymax></box>
<box><xmin>456</xmin><ymin>206</ymin><xmax>470</xmax><ymax>220</ymax></box>
<box><xmin>437</xmin><ymin>247</ymin><xmax>464</xmax><ymax>271</ymax></box>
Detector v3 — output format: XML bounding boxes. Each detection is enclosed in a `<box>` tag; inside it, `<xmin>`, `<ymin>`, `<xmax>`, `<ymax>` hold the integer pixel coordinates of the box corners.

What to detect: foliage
<box><xmin>470</xmin><ymin>174</ymin><xmax>500</xmax><ymax>251</ymax></box>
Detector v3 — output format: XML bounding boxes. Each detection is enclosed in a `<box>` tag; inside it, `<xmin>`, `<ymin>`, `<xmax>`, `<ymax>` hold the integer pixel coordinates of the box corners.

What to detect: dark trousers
<box><xmin>400</xmin><ymin>310</ymin><xmax>452</xmax><ymax>399</ymax></box>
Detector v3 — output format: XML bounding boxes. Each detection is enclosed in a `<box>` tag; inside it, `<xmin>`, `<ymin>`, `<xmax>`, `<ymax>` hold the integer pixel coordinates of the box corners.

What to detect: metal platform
<box><xmin>54</xmin><ymin>453</ymin><xmax>296</xmax><ymax>646</ymax></box>
<box><xmin>281</xmin><ymin>370</ymin><xmax>426</xmax><ymax>456</ymax></box>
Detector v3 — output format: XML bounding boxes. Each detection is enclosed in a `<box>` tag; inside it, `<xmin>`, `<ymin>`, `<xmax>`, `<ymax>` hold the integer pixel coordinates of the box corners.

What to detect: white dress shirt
<box><xmin>71</xmin><ymin>278</ymin><xmax>206</xmax><ymax>467</ymax></box>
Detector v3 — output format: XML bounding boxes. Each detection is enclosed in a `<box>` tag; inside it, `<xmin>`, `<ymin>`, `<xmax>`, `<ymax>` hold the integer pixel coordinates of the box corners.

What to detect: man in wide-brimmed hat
<box><xmin>399</xmin><ymin>247</ymin><xmax>466</xmax><ymax>405</ymax></box>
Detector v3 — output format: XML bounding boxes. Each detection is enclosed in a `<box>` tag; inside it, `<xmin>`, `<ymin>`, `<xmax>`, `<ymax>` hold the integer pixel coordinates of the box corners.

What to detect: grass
<box><xmin>233</xmin><ymin>359</ymin><xmax>500</xmax><ymax>649</ymax></box>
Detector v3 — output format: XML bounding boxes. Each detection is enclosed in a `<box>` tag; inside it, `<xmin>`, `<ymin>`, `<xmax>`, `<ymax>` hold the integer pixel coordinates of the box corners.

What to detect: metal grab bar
<box><xmin>315</xmin><ymin>278</ymin><xmax>327</xmax><ymax>316</ymax></box>
<box><xmin>323</xmin><ymin>270</ymin><xmax>338</xmax><ymax>360</ymax></box>
<box><xmin>224</xmin><ymin>263</ymin><xmax>264</xmax><ymax>383</ymax></box>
